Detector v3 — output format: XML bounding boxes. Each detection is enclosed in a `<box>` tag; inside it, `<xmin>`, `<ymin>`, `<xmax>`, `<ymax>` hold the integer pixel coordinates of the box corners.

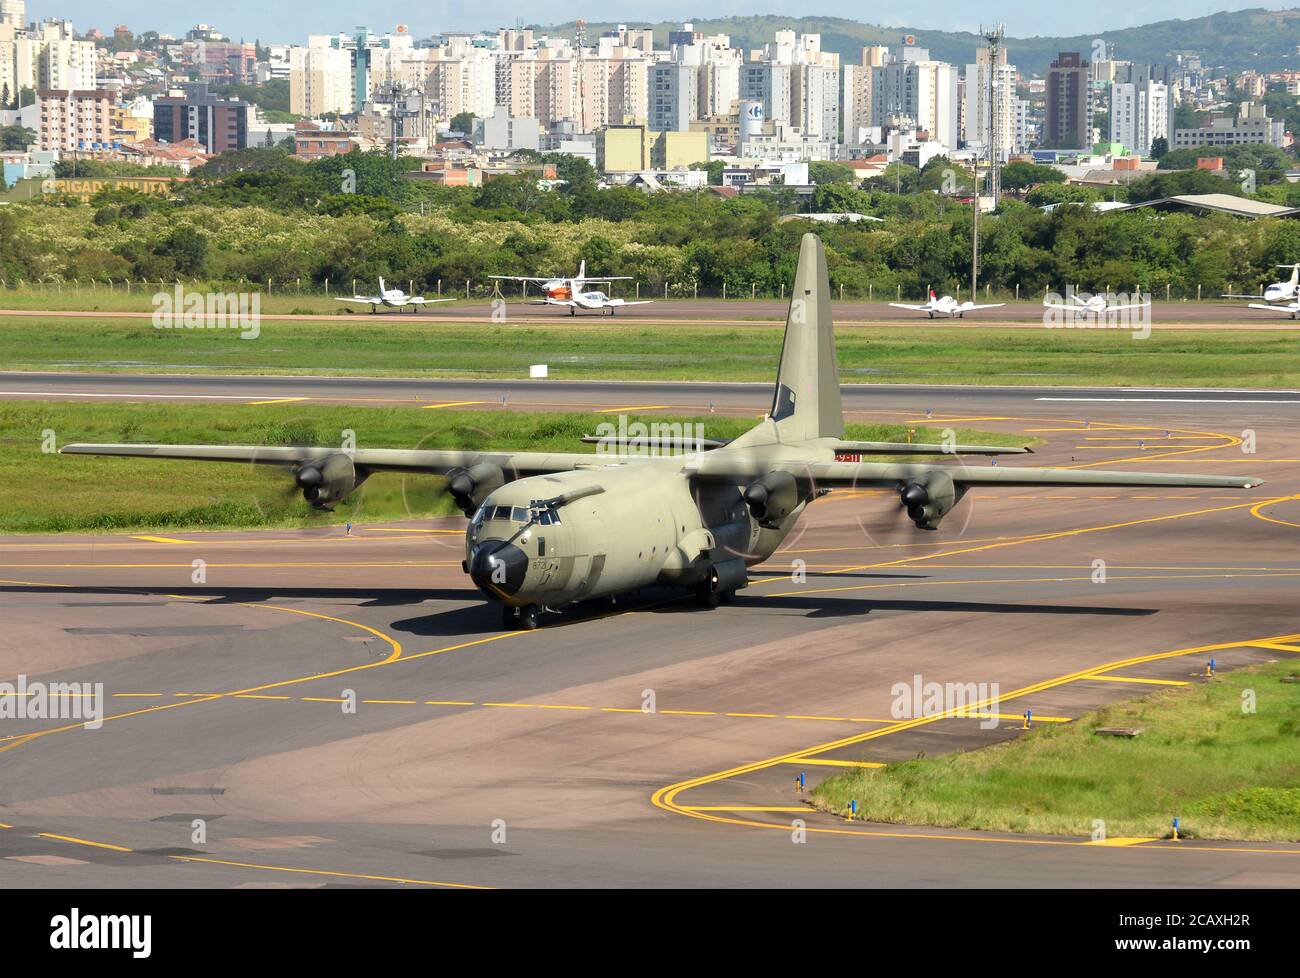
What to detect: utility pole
<box><xmin>971</xmin><ymin>153</ymin><xmax>979</xmax><ymax>297</ymax></box>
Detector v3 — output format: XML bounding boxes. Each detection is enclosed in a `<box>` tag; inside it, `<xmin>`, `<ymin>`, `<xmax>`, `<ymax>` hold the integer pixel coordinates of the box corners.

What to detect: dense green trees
<box><xmin>3</xmin><ymin>146</ymin><xmax>1298</xmax><ymax>299</ymax></box>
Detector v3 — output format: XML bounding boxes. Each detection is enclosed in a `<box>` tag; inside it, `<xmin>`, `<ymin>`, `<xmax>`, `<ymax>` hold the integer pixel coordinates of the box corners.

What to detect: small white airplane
<box><xmin>1043</xmin><ymin>292</ymin><xmax>1150</xmax><ymax>315</ymax></box>
<box><xmin>490</xmin><ymin>261</ymin><xmax>653</xmax><ymax>315</ymax></box>
<box><xmin>889</xmin><ymin>289</ymin><xmax>1005</xmax><ymax>319</ymax></box>
<box><xmin>1223</xmin><ymin>264</ymin><xmax>1300</xmax><ymax>304</ymax></box>
<box><xmin>1247</xmin><ymin>298</ymin><xmax>1300</xmax><ymax>320</ymax></box>
<box><xmin>336</xmin><ymin>278</ymin><xmax>453</xmax><ymax>314</ymax></box>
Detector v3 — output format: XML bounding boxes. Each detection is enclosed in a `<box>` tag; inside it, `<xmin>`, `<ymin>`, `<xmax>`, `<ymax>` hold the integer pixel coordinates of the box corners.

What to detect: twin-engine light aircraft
<box><xmin>1043</xmin><ymin>292</ymin><xmax>1150</xmax><ymax>316</ymax></box>
<box><xmin>337</xmin><ymin>278</ymin><xmax>453</xmax><ymax>314</ymax></box>
<box><xmin>490</xmin><ymin>261</ymin><xmax>652</xmax><ymax>315</ymax></box>
<box><xmin>890</xmin><ymin>289</ymin><xmax>1005</xmax><ymax>319</ymax></box>
<box><xmin>63</xmin><ymin>234</ymin><xmax>1262</xmax><ymax>630</ymax></box>
<box><xmin>1223</xmin><ymin>263</ymin><xmax>1300</xmax><ymax>305</ymax></box>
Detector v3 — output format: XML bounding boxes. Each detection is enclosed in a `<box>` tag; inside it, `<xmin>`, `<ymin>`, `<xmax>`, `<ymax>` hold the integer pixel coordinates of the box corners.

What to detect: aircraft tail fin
<box><xmin>378</xmin><ymin>276</ymin><xmax>386</xmax><ymax>292</ymax></box>
<box><xmin>768</xmin><ymin>233</ymin><xmax>843</xmax><ymax>442</ymax></box>
<box><xmin>1287</xmin><ymin>264</ymin><xmax>1299</xmax><ymax>287</ymax></box>
<box><xmin>576</xmin><ymin>259</ymin><xmax>586</xmax><ymax>283</ymax></box>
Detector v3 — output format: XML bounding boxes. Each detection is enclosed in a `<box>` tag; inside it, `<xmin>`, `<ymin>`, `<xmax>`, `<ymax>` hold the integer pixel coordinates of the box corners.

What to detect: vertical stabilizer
<box><xmin>768</xmin><ymin>234</ymin><xmax>844</xmax><ymax>442</ymax></box>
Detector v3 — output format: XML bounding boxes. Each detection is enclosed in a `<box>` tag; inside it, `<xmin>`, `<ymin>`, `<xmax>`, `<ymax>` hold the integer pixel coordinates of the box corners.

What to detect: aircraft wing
<box><xmin>407</xmin><ymin>298</ymin><xmax>457</xmax><ymax>305</ymax></box>
<box><xmin>1248</xmin><ymin>302</ymin><xmax>1300</xmax><ymax>314</ymax></box>
<box><xmin>1100</xmin><ymin>302</ymin><xmax>1149</xmax><ymax>313</ymax></box>
<box><xmin>687</xmin><ymin>454</ymin><xmax>1261</xmax><ymax>490</ymax></box>
<box><xmin>59</xmin><ymin>443</ymin><xmax>612</xmax><ymax>478</ymax></box>
<box><xmin>834</xmin><ymin>440</ymin><xmax>1031</xmax><ymax>456</ymax></box>
<box><xmin>961</xmin><ymin>302</ymin><xmax>1005</xmax><ymax>311</ymax></box>
<box><xmin>488</xmin><ymin>275</ymin><xmax>559</xmax><ymax>283</ymax></box>
<box><xmin>610</xmin><ymin>300</ymin><xmax>654</xmax><ymax>306</ymax></box>
<box><xmin>887</xmin><ymin>303</ymin><xmax>930</xmax><ymax>311</ymax></box>
<box><xmin>337</xmin><ymin>296</ymin><xmax>380</xmax><ymax>304</ymax></box>
<box><xmin>542</xmin><ymin>298</ymin><xmax>577</xmax><ymax>307</ymax></box>
<box><xmin>1042</xmin><ymin>302</ymin><xmax>1081</xmax><ymax>312</ymax></box>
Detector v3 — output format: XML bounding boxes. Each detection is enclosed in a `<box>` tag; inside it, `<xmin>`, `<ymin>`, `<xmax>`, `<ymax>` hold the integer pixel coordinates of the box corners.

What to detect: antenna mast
<box><xmin>575</xmin><ymin>19</ymin><xmax>588</xmax><ymax>132</ymax></box>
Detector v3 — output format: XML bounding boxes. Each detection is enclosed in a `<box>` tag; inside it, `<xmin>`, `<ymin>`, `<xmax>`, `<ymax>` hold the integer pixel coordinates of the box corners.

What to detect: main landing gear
<box><xmin>503</xmin><ymin>603</ymin><xmax>540</xmax><ymax>630</ymax></box>
<box><xmin>693</xmin><ymin>583</ymin><xmax>736</xmax><ymax>608</ymax></box>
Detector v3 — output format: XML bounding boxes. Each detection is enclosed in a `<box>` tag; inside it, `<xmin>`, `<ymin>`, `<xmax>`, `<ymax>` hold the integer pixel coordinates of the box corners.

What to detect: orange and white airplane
<box><xmin>490</xmin><ymin>261</ymin><xmax>653</xmax><ymax>315</ymax></box>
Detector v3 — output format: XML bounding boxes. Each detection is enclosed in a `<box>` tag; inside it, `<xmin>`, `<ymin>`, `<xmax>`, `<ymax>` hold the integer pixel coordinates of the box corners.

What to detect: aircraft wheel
<box><xmin>501</xmin><ymin>605</ymin><xmax>517</xmax><ymax>629</ymax></box>
<box><xmin>694</xmin><ymin>582</ymin><xmax>720</xmax><ymax>609</ymax></box>
<box><xmin>928</xmin><ymin>312</ymin><xmax>933</xmax><ymax>319</ymax></box>
<box><xmin>720</xmin><ymin>589</ymin><xmax>736</xmax><ymax>605</ymax></box>
<box><xmin>517</xmin><ymin>604</ymin><xmax>540</xmax><ymax>630</ymax></box>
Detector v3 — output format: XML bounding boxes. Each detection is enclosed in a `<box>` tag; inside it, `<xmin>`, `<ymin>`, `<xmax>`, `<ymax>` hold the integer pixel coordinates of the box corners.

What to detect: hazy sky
<box><xmin>34</xmin><ymin>1</ymin><xmax>1296</xmax><ymax>43</ymax></box>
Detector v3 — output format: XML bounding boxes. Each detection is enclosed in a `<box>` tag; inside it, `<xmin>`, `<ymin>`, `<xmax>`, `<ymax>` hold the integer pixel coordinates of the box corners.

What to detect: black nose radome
<box><xmin>468</xmin><ymin>542</ymin><xmax>528</xmax><ymax>598</ymax></box>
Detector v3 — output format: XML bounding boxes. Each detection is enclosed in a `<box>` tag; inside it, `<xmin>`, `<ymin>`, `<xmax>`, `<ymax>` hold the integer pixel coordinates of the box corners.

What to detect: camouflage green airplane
<box><xmin>63</xmin><ymin>234</ymin><xmax>1262</xmax><ymax>630</ymax></box>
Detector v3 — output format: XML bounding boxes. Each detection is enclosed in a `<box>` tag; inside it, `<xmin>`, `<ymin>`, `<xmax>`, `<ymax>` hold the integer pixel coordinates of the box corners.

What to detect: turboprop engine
<box><xmin>446</xmin><ymin>462</ymin><xmax>505</xmax><ymax>517</ymax></box>
<box><xmin>294</xmin><ymin>453</ymin><xmax>365</xmax><ymax>510</ymax></box>
<box><xmin>898</xmin><ymin>471</ymin><xmax>966</xmax><ymax>530</ymax></box>
<box><xmin>743</xmin><ymin>470</ymin><xmax>801</xmax><ymax>528</ymax></box>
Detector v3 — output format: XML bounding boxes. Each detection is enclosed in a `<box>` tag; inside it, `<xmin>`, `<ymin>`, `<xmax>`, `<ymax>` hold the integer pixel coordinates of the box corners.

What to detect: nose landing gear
<box><xmin>502</xmin><ymin>603</ymin><xmax>540</xmax><ymax>630</ymax></box>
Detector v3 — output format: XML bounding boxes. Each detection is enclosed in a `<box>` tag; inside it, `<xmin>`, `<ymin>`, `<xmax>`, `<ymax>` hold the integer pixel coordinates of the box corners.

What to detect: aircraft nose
<box><xmin>468</xmin><ymin>542</ymin><xmax>528</xmax><ymax>598</ymax></box>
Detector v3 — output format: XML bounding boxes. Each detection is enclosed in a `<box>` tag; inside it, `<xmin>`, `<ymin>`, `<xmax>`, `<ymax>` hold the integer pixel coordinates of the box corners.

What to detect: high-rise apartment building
<box><xmin>1045</xmin><ymin>52</ymin><xmax>1090</xmax><ymax>148</ymax></box>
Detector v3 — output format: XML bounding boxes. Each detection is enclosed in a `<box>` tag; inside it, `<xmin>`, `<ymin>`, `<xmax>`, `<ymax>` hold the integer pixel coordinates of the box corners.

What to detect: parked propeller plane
<box><xmin>337</xmin><ymin>278</ymin><xmax>453</xmax><ymax>313</ymax></box>
<box><xmin>889</xmin><ymin>289</ymin><xmax>1005</xmax><ymax>319</ymax></box>
<box><xmin>490</xmin><ymin>261</ymin><xmax>652</xmax><ymax>315</ymax></box>
<box><xmin>63</xmin><ymin>235</ymin><xmax>1262</xmax><ymax>630</ymax></box>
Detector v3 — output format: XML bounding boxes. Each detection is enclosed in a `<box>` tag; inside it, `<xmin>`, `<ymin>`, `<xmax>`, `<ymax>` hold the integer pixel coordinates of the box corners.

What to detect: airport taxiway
<box><xmin>3</xmin><ymin>299</ymin><xmax>1297</xmax><ymax>328</ymax></box>
<box><xmin>1</xmin><ymin>389</ymin><xmax>1298</xmax><ymax>887</ymax></box>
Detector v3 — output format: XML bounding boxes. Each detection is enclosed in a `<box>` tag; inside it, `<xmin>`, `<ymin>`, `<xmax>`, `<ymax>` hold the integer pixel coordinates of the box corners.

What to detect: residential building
<box><xmin>1045</xmin><ymin>52</ymin><xmax>1090</xmax><ymax>149</ymax></box>
<box><xmin>649</xmin><ymin>61</ymin><xmax>696</xmax><ymax>132</ymax></box>
<box><xmin>843</xmin><ymin>46</ymin><xmax>888</xmax><ymax>148</ymax></box>
<box><xmin>475</xmin><ymin>104</ymin><xmax>539</xmax><ymax>153</ymax></box>
<box><xmin>0</xmin><ymin>1</ymin><xmax>23</xmax><ymax>30</ymax></box>
<box><xmin>14</xmin><ymin>21</ymin><xmax>98</xmax><ymax>93</ymax></box>
<box><xmin>872</xmin><ymin>47</ymin><xmax>959</xmax><ymax>151</ymax></box>
<box><xmin>1173</xmin><ymin>101</ymin><xmax>1287</xmax><ymax>149</ymax></box>
<box><xmin>36</xmin><ymin>88</ymin><xmax>113</xmax><ymax>152</ymax></box>
<box><xmin>289</xmin><ymin>40</ymin><xmax>353</xmax><ymax>117</ymax></box>
<box><xmin>1110</xmin><ymin>79</ymin><xmax>1169</xmax><ymax>156</ymax></box>
<box><xmin>153</xmin><ymin>82</ymin><xmax>250</xmax><ymax>154</ymax></box>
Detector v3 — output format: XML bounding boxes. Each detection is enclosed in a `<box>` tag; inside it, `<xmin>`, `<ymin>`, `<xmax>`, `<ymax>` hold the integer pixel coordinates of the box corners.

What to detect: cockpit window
<box><xmin>510</xmin><ymin>506</ymin><xmax>528</xmax><ymax>522</ymax></box>
<box><xmin>528</xmin><ymin>501</ymin><xmax>561</xmax><ymax>526</ymax></box>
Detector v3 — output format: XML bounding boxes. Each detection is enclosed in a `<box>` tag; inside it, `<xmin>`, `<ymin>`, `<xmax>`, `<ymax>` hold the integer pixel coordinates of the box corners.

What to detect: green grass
<box><xmin>0</xmin><ymin>402</ymin><xmax>1026</xmax><ymax>534</ymax></box>
<box><xmin>812</xmin><ymin>661</ymin><xmax>1300</xmax><ymax>841</ymax></box>
<box><xmin>5</xmin><ymin>313</ymin><xmax>1299</xmax><ymax>387</ymax></box>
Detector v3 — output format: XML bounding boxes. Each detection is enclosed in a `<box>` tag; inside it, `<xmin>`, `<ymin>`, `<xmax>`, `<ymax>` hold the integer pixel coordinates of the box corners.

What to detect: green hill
<box><xmin>529</xmin><ymin>9</ymin><xmax>1300</xmax><ymax>75</ymax></box>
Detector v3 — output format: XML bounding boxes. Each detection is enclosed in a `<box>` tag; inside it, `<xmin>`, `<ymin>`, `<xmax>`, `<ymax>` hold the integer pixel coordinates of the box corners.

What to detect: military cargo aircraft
<box><xmin>63</xmin><ymin>234</ymin><xmax>1262</xmax><ymax>630</ymax></box>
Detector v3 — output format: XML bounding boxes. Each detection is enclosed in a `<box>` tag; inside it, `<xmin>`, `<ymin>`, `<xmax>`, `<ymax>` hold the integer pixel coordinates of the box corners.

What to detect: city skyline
<box><xmin>25</xmin><ymin>1</ymin><xmax>1300</xmax><ymax>45</ymax></box>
